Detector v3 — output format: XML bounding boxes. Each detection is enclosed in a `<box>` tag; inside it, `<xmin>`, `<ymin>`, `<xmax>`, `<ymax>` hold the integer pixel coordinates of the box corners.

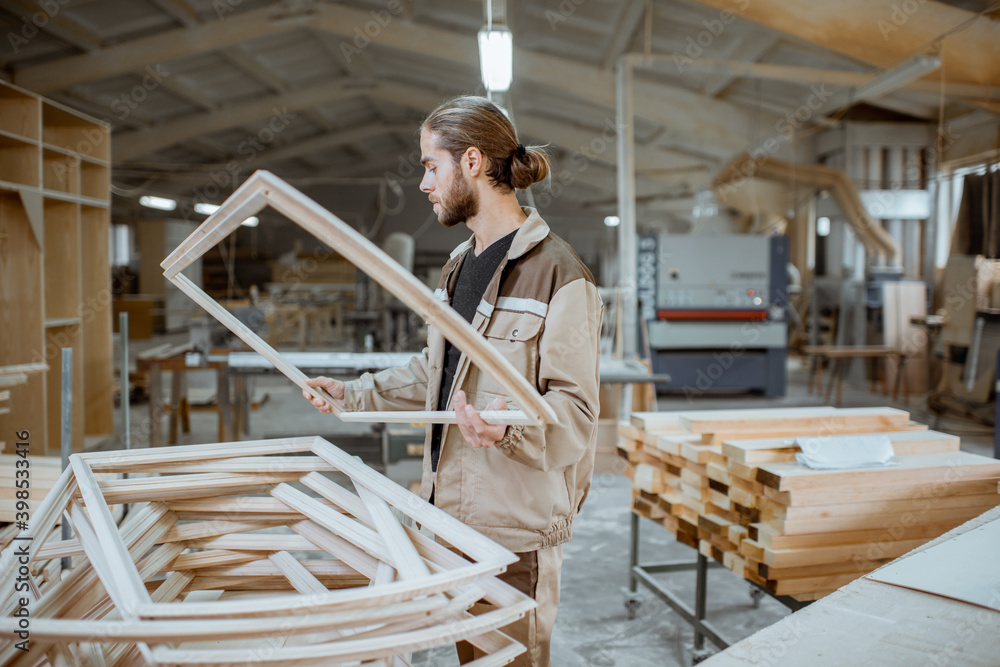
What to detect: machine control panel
<box><xmin>647</xmin><ymin>234</ymin><xmax>776</xmax><ymax>315</ymax></box>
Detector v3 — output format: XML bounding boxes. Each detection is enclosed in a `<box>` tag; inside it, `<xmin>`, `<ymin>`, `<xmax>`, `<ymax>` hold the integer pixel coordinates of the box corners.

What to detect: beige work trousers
<box><xmin>457</xmin><ymin>544</ymin><xmax>563</xmax><ymax>667</ymax></box>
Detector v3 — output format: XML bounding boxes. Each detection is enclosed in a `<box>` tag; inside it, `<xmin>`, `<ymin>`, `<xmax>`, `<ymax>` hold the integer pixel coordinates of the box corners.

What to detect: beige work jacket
<box><xmin>344</xmin><ymin>208</ymin><xmax>603</xmax><ymax>552</ymax></box>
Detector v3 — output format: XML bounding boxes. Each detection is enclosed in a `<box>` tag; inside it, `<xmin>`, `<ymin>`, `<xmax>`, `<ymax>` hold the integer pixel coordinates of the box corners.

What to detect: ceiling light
<box><xmin>604</xmin><ymin>215</ymin><xmax>620</xmax><ymax>227</ymax></box>
<box><xmin>241</xmin><ymin>216</ymin><xmax>259</xmax><ymax>227</ymax></box>
<box><xmin>817</xmin><ymin>216</ymin><xmax>831</xmax><ymax>237</ymax></box>
<box><xmin>194</xmin><ymin>202</ymin><xmax>220</xmax><ymax>215</ymax></box>
<box><xmin>139</xmin><ymin>195</ymin><xmax>177</xmax><ymax>211</ymax></box>
<box><xmin>478</xmin><ymin>24</ymin><xmax>512</xmax><ymax>92</ymax></box>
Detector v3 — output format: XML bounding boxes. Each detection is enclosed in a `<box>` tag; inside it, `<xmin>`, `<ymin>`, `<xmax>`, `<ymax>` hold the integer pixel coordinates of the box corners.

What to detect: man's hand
<box><xmin>302</xmin><ymin>376</ymin><xmax>345</xmax><ymax>414</ymax></box>
<box><xmin>453</xmin><ymin>390</ymin><xmax>507</xmax><ymax>448</ymax></box>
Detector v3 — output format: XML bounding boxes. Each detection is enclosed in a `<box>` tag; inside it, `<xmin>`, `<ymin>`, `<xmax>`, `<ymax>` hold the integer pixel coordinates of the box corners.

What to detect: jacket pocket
<box><xmin>480</xmin><ymin>311</ymin><xmax>544</xmax><ymax>393</ymax></box>
<box><xmin>465</xmin><ymin>441</ymin><xmax>571</xmax><ymax>535</ymax></box>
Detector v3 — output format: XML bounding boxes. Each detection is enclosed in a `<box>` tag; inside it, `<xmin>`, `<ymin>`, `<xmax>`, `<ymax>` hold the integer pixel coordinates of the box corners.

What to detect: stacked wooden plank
<box><xmin>0</xmin><ymin>454</ymin><xmax>62</xmax><ymax>524</ymax></box>
<box><xmin>620</xmin><ymin>407</ymin><xmax>1000</xmax><ymax>601</ymax></box>
<box><xmin>0</xmin><ymin>380</ymin><xmax>18</xmax><ymax>455</ymax></box>
<box><xmin>0</xmin><ymin>437</ymin><xmax>534</xmax><ymax>666</ymax></box>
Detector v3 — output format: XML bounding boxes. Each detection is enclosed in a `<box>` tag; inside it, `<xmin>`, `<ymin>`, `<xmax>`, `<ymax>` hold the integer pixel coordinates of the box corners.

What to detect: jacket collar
<box><xmin>446</xmin><ymin>207</ymin><xmax>550</xmax><ymax>262</ymax></box>
<box><xmin>508</xmin><ymin>207</ymin><xmax>549</xmax><ymax>259</ymax></box>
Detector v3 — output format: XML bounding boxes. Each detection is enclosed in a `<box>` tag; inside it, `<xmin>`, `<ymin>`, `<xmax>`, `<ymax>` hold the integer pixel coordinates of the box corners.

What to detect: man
<box><xmin>304</xmin><ymin>95</ymin><xmax>602</xmax><ymax>667</ymax></box>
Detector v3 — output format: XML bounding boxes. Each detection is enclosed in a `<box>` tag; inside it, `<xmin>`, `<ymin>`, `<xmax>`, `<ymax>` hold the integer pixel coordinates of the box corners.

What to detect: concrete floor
<box><xmin>112</xmin><ymin>336</ymin><xmax>996</xmax><ymax>665</ymax></box>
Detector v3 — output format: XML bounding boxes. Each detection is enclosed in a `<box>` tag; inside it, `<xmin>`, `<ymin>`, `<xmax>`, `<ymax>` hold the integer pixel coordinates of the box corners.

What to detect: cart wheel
<box><xmin>625</xmin><ymin>597</ymin><xmax>642</xmax><ymax>620</ymax></box>
<box><xmin>749</xmin><ymin>585</ymin><xmax>764</xmax><ymax>609</ymax></box>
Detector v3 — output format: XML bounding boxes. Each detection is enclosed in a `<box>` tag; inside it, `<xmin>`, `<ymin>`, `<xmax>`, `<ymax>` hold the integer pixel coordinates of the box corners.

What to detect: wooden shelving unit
<box><xmin>0</xmin><ymin>79</ymin><xmax>112</xmax><ymax>455</ymax></box>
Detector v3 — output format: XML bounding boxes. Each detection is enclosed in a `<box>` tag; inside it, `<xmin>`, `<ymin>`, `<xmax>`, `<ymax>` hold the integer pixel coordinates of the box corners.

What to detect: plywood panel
<box><xmin>81</xmin><ymin>206</ymin><xmax>113</xmax><ymax>436</ymax></box>
<box><xmin>80</xmin><ymin>160</ymin><xmax>110</xmax><ymax>201</ymax></box>
<box><xmin>43</xmin><ymin>149</ymin><xmax>80</xmax><ymax>195</ymax></box>
<box><xmin>0</xmin><ymin>193</ymin><xmax>46</xmax><ymax>453</ymax></box>
<box><xmin>0</xmin><ymin>137</ymin><xmax>40</xmax><ymax>187</ymax></box>
<box><xmin>0</xmin><ymin>84</ymin><xmax>40</xmax><ymax>140</ymax></box>
<box><xmin>702</xmin><ymin>508</ymin><xmax>1000</xmax><ymax>666</ymax></box>
<box><xmin>43</xmin><ymin>200</ymin><xmax>81</xmax><ymax>320</ymax></box>
<box><xmin>42</xmin><ymin>102</ymin><xmax>110</xmax><ymax>162</ymax></box>
<box><xmin>866</xmin><ymin>516</ymin><xmax>1000</xmax><ymax>611</ymax></box>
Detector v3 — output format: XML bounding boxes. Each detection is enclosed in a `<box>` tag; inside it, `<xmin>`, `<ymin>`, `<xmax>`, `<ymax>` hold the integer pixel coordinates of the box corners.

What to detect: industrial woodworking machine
<box><xmin>639</xmin><ymin>234</ymin><xmax>789</xmax><ymax>397</ymax></box>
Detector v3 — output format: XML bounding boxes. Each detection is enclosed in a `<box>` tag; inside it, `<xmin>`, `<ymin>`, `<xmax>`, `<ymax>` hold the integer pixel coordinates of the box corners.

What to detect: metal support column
<box><xmin>616</xmin><ymin>55</ymin><xmax>638</xmax><ymax>364</ymax></box>
<box><xmin>60</xmin><ymin>348</ymin><xmax>72</xmax><ymax>572</ymax></box>
<box><xmin>120</xmin><ymin>312</ymin><xmax>130</xmax><ymax>452</ymax></box>
<box><xmin>629</xmin><ymin>510</ymin><xmax>640</xmax><ymax>593</ymax></box>
<box><xmin>120</xmin><ymin>312</ymin><xmax>130</xmax><ymax>517</ymax></box>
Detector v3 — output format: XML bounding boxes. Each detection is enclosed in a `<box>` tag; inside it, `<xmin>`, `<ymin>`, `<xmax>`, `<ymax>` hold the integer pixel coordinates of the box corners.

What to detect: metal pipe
<box><xmin>628</xmin><ymin>511</ymin><xmax>639</xmax><ymax>593</ymax></box>
<box><xmin>60</xmin><ymin>348</ymin><xmax>72</xmax><ymax>571</ymax></box>
<box><xmin>694</xmin><ymin>553</ymin><xmax>709</xmax><ymax>651</ymax></box>
<box><xmin>120</xmin><ymin>312</ymin><xmax>130</xmax><ymax>452</ymax></box>
<box><xmin>120</xmin><ymin>312</ymin><xmax>130</xmax><ymax>517</ymax></box>
<box><xmin>616</xmin><ymin>55</ymin><xmax>638</xmax><ymax>365</ymax></box>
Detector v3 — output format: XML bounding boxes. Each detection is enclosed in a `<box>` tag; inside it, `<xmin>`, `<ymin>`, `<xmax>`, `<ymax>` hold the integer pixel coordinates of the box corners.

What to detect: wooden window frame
<box><xmin>161</xmin><ymin>170</ymin><xmax>557</xmax><ymax>427</ymax></box>
<box><xmin>0</xmin><ymin>438</ymin><xmax>535</xmax><ymax>664</ymax></box>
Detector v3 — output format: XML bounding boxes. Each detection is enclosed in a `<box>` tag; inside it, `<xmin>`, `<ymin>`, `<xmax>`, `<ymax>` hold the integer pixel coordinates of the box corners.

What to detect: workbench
<box><xmin>597</xmin><ymin>357</ymin><xmax>671</xmax><ymax>385</ymax></box>
<box><xmin>222</xmin><ymin>351</ymin><xmax>418</xmax><ymax>437</ymax></box>
<box><xmin>138</xmin><ymin>349</ymin><xmax>233</xmax><ymax>448</ymax></box>
<box><xmin>803</xmin><ymin>345</ymin><xmax>911</xmax><ymax>404</ymax></box>
<box><xmin>225</xmin><ymin>351</ymin><xmax>419</xmax><ymax>374</ymax></box>
<box><xmin>700</xmin><ymin>504</ymin><xmax>1000</xmax><ymax>665</ymax></box>
<box><xmin>226</xmin><ymin>352</ymin><xmax>668</xmax><ymax>435</ymax></box>
<box><xmin>226</xmin><ymin>352</ymin><xmax>665</xmax><ymax>381</ymax></box>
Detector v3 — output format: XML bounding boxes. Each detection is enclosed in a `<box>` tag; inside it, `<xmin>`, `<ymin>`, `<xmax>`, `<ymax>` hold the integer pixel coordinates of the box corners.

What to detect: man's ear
<box><xmin>463</xmin><ymin>146</ymin><xmax>483</xmax><ymax>178</ymax></box>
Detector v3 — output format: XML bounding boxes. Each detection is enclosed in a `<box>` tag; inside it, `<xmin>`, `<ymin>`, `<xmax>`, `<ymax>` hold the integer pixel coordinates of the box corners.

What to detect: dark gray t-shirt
<box><xmin>430</xmin><ymin>230</ymin><xmax>517</xmax><ymax>472</ymax></box>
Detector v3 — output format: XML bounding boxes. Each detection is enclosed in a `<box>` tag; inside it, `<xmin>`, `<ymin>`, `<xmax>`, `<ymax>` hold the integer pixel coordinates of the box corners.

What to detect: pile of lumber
<box><xmin>620</xmin><ymin>407</ymin><xmax>1000</xmax><ymax>601</ymax></box>
<box><xmin>0</xmin><ymin>455</ymin><xmax>62</xmax><ymax>524</ymax></box>
<box><xmin>0</xmin><ymin>437</ymin><xmax>534</xmax><ymax>666</ymax></box>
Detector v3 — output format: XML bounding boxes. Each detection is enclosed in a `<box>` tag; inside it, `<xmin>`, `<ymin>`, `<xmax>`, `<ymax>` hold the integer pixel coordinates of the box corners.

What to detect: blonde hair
<box><xmin>421</xmin><ymin>96</ymin><xmax>549</xmax><ymax>192</ymax></box>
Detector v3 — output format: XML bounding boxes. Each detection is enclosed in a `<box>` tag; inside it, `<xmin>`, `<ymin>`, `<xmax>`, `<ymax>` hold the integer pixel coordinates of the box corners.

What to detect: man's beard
<box><xmin>437</xmin><ymin>173</ymin><xmax>479</xmax><ymax>227</ymax></box>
